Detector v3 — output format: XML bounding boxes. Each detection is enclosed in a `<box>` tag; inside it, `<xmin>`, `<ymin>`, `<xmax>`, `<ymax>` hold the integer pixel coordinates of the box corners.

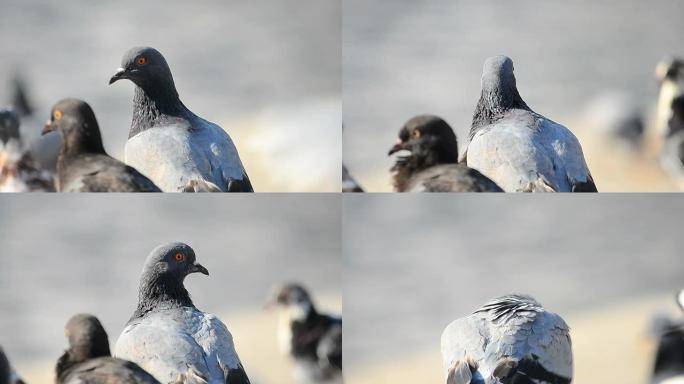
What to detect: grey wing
<box><xmin>441</xmin><ymin>316</ymin><xmax>488</xmax><ymax>379</ymax></box>
<box><xmin>199</xmin><ymin>120</ymin><xmax>252</xmax><ymax>192</ymax></box>
<box><xmin>64</xmin><ymin>358</ymin><xmax>161</xmax><ymax>384</ymax></box>
<box><xmin>409</xmin><ymin>165</ymin><xmax>503</xmax><ymax>192</ymax></box>
<box><xmin>64</xmin><ymin>159</ymin><xmax>160</xmax><ymax>192</ymax></box>
<box><xmin>198</xmin><ymin>314</ymin><xmax>250</xmax><ymax>384</ymax></box>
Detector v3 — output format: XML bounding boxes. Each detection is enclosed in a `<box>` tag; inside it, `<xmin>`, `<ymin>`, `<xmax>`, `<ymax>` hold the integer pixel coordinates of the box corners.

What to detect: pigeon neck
<box><xmin>391</xmin><ymin>145</ymin><xmax>457</xmax><ymax>192</ymax></box>
<box><xmin>469</xmin><ymin>82</ymin><xmax>531</xmax><ymax>140</ymax></box>
<box><xmin>132</xmin><ymin>273</ymin><xmax>194</xmax><ymax>319</ymax></box>
<box><xmin>129</xmin><ymin>85</ymin><xmax>190</xmax><ymax>138</ymax></box>
<box><xmin>60</xmin><ymin>126</ymin><xmax>107</xmax><ymax>158</ymax></box>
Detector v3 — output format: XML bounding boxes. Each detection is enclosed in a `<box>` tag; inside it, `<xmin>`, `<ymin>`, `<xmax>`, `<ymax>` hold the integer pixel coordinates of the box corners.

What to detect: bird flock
<box><xmin>0</xmin><ymin>242</ymin><xmax>342</xmax><ymax>384</ymax></box>
<box><xmin>0</xmin><ymin>47</ymin><xmax>252</xmax><ymax>193</ymax></box>
<box><xmin>345</xmin><ymin>54</ymin><xmax>684</xmax><ymax>193</ymax></box>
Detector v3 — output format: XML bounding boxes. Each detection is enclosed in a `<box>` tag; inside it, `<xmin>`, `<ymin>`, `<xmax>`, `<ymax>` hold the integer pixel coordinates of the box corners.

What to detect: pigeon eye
<box><xmin>53</xmin><ymin>110</ymin><xmax>62</xmax><ymax>120</ymax></box>
<box><xmin>136</xmin><ymin>56</ymin><xmax>147</xmax><ymax>66</ymax></box>
<box><xmin>174</xmin><ymin>253</ymin><xmax>185</xmax><ymax>262</ymax></box>
<box><xmin>412</xmin><ymin>130</ymin><xmax>421</xmax><ymax>139</ymax></box>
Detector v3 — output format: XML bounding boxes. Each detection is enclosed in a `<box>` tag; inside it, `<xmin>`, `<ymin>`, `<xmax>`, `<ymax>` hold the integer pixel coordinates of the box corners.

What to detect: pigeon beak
<box><xmin>42</xmin><ymin>119</ymin><xmax>54</xmax><ymax>136</ymax></box>
<box><xmin>387</xmin><ymin>140</ymin><xmax>405</xmax><ymax>156</ymax></box>
<box><xmin>191</xmin><ymin>262</ymin><xmax>209</xmax><ymax>276</ymax></box>
<box><xmin>108</xmin><ymin>68</ymin><xmax>127</xmax><ymax>85</ymax></box>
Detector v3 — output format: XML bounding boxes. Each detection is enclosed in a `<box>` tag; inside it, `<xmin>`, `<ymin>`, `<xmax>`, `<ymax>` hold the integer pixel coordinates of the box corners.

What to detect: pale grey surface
<box><xmin>343</xmin><ymin>0</ymin><xmax>684</xmax><ymax>188</ymax></box>
<box><xmin>343</xmin><ymin>195</ymin><xmax>684</xmax><ymax>368</ymax></box>
<box><xmin>0</xmin><ymin>195</ymin><xmax>341</xmax><ymax>364</ymax></box>
<box><xmin>0</xmin><ymin>0</ymin><xmax>340</xmax><ymax>158</ymax></box>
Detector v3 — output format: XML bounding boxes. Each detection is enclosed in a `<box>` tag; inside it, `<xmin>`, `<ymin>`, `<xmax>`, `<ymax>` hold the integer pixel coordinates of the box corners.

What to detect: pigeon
<box><xmin>56</xmin><ymin>314</ymin><xmax>160</xmax><ymax>384</ymax></box>
<box><xmin>342</xmin><ymin>164</ymin><xmax>363</xmax><ymax>192</ymax></box>
<box><xmin>660</xmin><ymin>95</ymin><xmax>684</xmax><ymax>189</ymax></box>
<box><xmin>655</xmin><ymin>57</ymin><xmax>684</xmax><ymax>141</ymax></box>
<box><xmin>115</xmin><ymin>242</ymin><xmax>250</xmax><ymax>384</ymax></box>
<box><xmin>0</xmin><ymin>346</ymin><xmax>25</xmax><ymax>384</ymax></box>
<box><xmin>0</xmin><ymin>108</ymin><xmax>54</xmax><ymax>192</ymax></box>
<box><xmin>441</xmin><ymin>295</ymin><xmax>573</xmax><ymax>384</ymax></box>
<box><xmin>650</xmin><ymin>290</ymin><xmax>684</xmax><ymax>384</ymax></box>
<box><xmin>109</xmin><ymin>46</ymin><xmax>252</xmax><ymax>193</ymax></box>
<box><xmin>42</xmin><ymin>98</ymin><xmax>160</xmax><ymax>192</ymax></box>
<box><xmin>266</xmin><ymin>283</ymin><xmax>342</xmax><ymax>384</ymax></box>
<box><xmin>388</xmin><ymin>115</ymin><xmax>503</xmax><ymax>192</ymax></box>
<box><xmin>9</xmin><ymin>74</ymin><xmax>33</xmax><ymax>118</ymax></box>
<box><xmin>464</xmin><ymin>56</ymin><xmax>596</xmax><ymax>192</ymax></box>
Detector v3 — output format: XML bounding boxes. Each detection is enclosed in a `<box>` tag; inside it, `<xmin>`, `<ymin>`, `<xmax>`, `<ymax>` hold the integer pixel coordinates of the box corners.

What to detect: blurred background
<box><xmin>0</xmin><ymin>0</ymin><xmax>341</xmax><ymax>192</ymax></box>
<box><xmin>343</xmin><ymin>1</ymin><xmax>684</xmax><ymax>192</ymax></box>
<box><xmin>344</xmin><ymin>195</ymin><xmax>684</xmax><ymax>383</ymax></box>
<box><xmin>0</xmin><ymin>195</ymin><xmax>341</xmax><ymax>384</ymax></box>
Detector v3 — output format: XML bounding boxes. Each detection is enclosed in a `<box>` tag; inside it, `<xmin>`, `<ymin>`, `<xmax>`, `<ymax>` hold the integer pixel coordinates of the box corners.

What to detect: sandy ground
<box><xmin>343</xmin><ymin>0</ymin><xmax>684</xmax><ymax>192</ymax></box>
<box><xmin>12</xmin><ymin>294</ymin><xmax>341</xmax><ymax>384</ymax></box>
<box><xmin>346</xmin><ymin>293</ymin><xmax>678</xmax><ymax>384</ymax></box>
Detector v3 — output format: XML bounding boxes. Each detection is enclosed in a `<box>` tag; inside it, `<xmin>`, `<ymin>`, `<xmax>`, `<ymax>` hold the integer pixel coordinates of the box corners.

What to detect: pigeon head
<box><xmin>134</xmin><ymin>242</ymin><xmax>208</xmax><ymax>318</ymax></box>
<box><xmin>109</xmin><ymin>47</ymin><xmax>181</xmax><ymax>105</ymax></box>
<box><xmin>0</xmin><ymin>109</ymin><xmax>20</xmax><ymax>146</ymax></box>
<box><xmin>388</xmin><ymin>115</ymin><xmax>459</xmax><ymax>161</ymax></box>
<box><xmin>388</xmin><ymin>115</ymin><xmax>459</xmax><ymax>191</ymax></box>
<box><xmin>42</xmin><ymin>98</ymin><xmax>106</xmax><ymax>156</ymax></box>
<box><xmin>266</xmin><ymin>283</ymin><xmax>315</xmax><ymax>320</ymax></box>
<box><xmin>62</xmin><ymin>314</ymin><xmax>111</xmax><ymax>362</ymax></box>
<box><xmin>471</xmin><ymin>55</ymin><xmax>530</xmax><ymax>133</ymax></box>
<box><xmin>655</xmin><ymin>56</ymin><xmax>683</xmax><ymax>83</ymax></box>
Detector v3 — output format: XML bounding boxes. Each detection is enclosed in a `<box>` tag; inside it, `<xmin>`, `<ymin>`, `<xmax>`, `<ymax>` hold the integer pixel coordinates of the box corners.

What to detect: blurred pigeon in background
<box><xmin>0</xmin><ymin>347</ymin><xmax>24</xmax><ymax>384</ymax></box>
<box><xmin>115</xmin><ymin>242</ymin><xmax>250</xmax><ymax>384</ymax></box>
<box><xmin>342</xmin><ymin>164</ymin><xmax>363</xmax><ymax>192</ymax></box>
<box><xmin>649</xmin><ymin>290</ymin><xmax>684</xmax><ymax>384</ymax></box>
<box><xmin>441</xmin><ymin>295</ymin><xmax>573</xmax><ymax>384</ymax></box>
<box><xmin>660</xmin><ymin>95</ymin><xmax>684</xmax><ymax>189</ymax></box>
<box><xmin>579</xmin><ymin>90</ymin><xmax>644</xmax><ymax>150</ymax></box>
<box><xmin>267</xmin><ymin>283</ymin><xmax>342</xmax><ymax>384</ymax></box>
<box><xmin>655</xmin><ymin>57</ymin><xmax>684</xmax><ymax>143</ymax></box>
<box><xmin>42</xmin><ymin>98</ymin><xmax>160</xmax><ymax>192</ymax></box>
<box><xmin>389</xmin><ymin>115</ymin><xmax>503</xmax><ymax>192</ymax></box>
<box><xmin>109</xmin><ymin>46</ymin><xmax>252</xmax><ymax>192</ymax></box>
<box><xmin>0</xmin><ymin>108</ymin><xmax>54</xmax><ymax>192</ymax></box>
<box><xmin>464</xmin><ymin>55</ymin><xmax>596</xmax><ymax>192</ymax></box>
<box><xmin>56</xmin><ymin>314</ymin><xmax>160</xmax><ymax>384</ymax></box>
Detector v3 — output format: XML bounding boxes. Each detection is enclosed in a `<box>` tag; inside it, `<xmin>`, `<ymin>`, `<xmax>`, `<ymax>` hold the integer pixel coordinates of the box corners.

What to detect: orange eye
<box><xmin>412</xmin><ymin>129</ymin><xmax>421</xmax><ymax>139</ymax></box>
<box><xmin>136</xmin><ymin>56</ymin><xmax>147</xmax><ymax>65</ymax></box>
<box><xmin>174</xmin><ymin>252</ymin><xmax>184</xmax><ymax>262</ymax></box>
<box><xmin>53</xmin><ymin>110</ymin><xmax>62</xmax><ymax>120</ymax></box>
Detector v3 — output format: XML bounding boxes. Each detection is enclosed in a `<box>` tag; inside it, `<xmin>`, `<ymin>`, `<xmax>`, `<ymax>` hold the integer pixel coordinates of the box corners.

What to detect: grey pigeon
<box><xmin>0</xmin><ymin>346</ymin><xmax>24</xmax><ymax>384</ymax></box>
<box><xmin>0</xmin><ymin>108</ymin><xmax>54</xmax><ymax>192</ymax></box>
<box><xmin>655</xmin><ymin>56</ymin><xmax>684</xmax><ymax>141</ymax></box>
<box><xmin>109</xmin><ymin>47</ymin><xmax>252</xmax><ymax>192</ymax></box>
<box><xmin>115</xmin><ymin>242</ymin><xmax>250</xmax><ymax>384</ymax></box>
<box><xmin>388</xmin><ymin>115</ymin><xmax>503</xmax><ymax>192</ymax></box>
<box><xmin>661</xmin><ymin>95</ymin><xmax>684</xmax><ymax>189</ymax></box>
<box><xmin>267</xmin><ymin>283</ymin><xmax>342</xmax><ymax>384</ymax></box>
<box><xmin>342</xmin><ymin>165</ymin><xmax>363</xmax><ymax>192</ymax></box>
<box><xmin>56</xmin><ymin>314</ymin><xmax>160</xmax><ymax>384</ymax></box>
<box><xmin>649</xmin><ymin>290</ymin><xmax>684</xmax><ymax>384</ymax></box>
<box><xmin>42</xmin><ymin>98</ymin><xmax>160</xmax><ymax>192</ymax></box>
<box><xmin>441</xmin><ymin>295</ymin><xmax>572</xmax><ymax>384</ymax></box>
<box><xmin>464</xmin><ymin>56</ymin><xmax>596</xmax><ymax>192</ymax></box>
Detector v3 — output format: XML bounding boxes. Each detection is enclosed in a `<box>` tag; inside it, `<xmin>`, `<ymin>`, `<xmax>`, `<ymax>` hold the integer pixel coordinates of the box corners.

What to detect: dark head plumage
<box><xmin>109</xmin><ymin>47</ymin><xmax>189</xmax><ymax>137</ymax></box>
<box><xmin>388</xmin><ymin>115</ymin><xmax>459</xmax><ymax>191</ymax></box>
<box><xmin>471</xmin><ymin>55</ymin><xmax>531</xmax><ymax>137</ymax></box>
<box><xmin>0</xmin><ymin>109</ymin><xmax>20</xmax><ymax>145</ymax></box>
<box><xmin>271</xmin><ymin>283</ymin><xmax>314</xmax><ymax>307</ymax></box>
<box><xmin>42</xmin><ymin>98</ymin><xmax>106</xmax><ymax>156</ymax></box>
<box><xmin>656</xmin><ymin>56</ymin><xmax>684</xmax><ymax>83</ymax></box>
<box><xmin>58</xmin><ymin>314</ymin><xmax>111</xmax><ymax>371</ymax></box>
<box><xmin>133</xmin><ymin>242</ymin><xmax>209</xmax><ymax>320</ymax></box>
